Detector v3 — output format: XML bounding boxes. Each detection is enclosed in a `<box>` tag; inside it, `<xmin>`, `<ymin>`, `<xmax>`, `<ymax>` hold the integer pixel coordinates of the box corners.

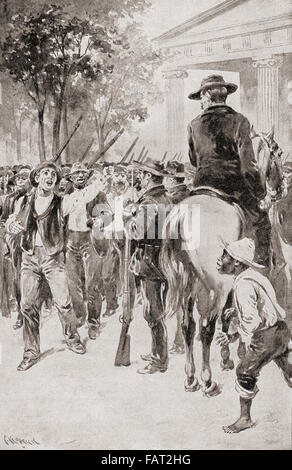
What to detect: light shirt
<box><xmin>233</xmin><ymin>267</ymin><xmax>286</xmax><ymax>344</ymax></box>
<box><xmin>63</xmin><ymin>180</ymin><xmax>103</xmax><ymax>232</ymax></box>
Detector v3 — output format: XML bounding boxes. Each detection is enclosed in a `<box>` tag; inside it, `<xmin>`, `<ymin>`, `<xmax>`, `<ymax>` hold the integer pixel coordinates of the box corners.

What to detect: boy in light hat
<box><xmin>217</xmin><ymin>237</ymin><xmax>292</xmax><ymax>433</ymax></box>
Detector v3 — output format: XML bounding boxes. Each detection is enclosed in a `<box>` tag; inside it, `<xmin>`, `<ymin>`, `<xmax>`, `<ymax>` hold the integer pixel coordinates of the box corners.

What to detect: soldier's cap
<box><xmin>133</xmin><ymin>157</ymin><xmax>165</xmax><ymax>177</ymax></box>
<box><xmin>103</xmin><ymin>161</ymin><xmax>115</xmax><ymax>168</ymax></box>
<box><xmin>11</xmin><ymin>164</ymin><xmax>32</xmax><ymax>181</ymax></box>
<box><xmin>222</xmin><ymin>237</ymin><xmax>265</xmax><ymax>269</ymax></box>
<box><xmin>67</xmin><ymin>162</ymin><xmax>93</xmax><ymax>178</ymax></box>
<box><xmin>90</xmin><ymin>162</ymin><xmax>103</xmax><ymax>173</ymax></box>
<box><xmin>163</xmin><ymin>160</ymin><xmax>186</xmax><ymax>179</ymax></box>
<box><xmin>60</xmin><ymin>165</ymin><xmax>71</xmax><ymax>177</ymax></box>
<box><xmin>188</xmin><ymin>75</ymin><xmax>238</xmax><ymax>100</ymax></box>
<box><xmin>30</xmin><ymin>162</ymin><xmax>61</xmax><ymax>187</ymax></box>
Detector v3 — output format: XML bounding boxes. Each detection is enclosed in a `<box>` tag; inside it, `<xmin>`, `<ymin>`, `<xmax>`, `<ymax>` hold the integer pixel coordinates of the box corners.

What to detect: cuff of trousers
<box><xmin>235</xmin><ymin>379</ymin><xmax>259</xmax><ymax>399</ymax></box>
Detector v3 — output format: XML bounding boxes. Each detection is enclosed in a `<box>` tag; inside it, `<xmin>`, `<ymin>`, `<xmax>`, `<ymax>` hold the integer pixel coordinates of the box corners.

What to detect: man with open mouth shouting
<box><xmin>5</xmin><ymin>162</ymin><xmax>88</xmax><ymax>371</ymax></box>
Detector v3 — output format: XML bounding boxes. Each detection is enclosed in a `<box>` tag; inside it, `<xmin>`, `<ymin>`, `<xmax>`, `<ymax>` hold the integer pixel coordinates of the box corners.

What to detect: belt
<box><xmin>67</xmin><ymin>230</ymin><xmax>91</xmax><ymax>244</ymax></box>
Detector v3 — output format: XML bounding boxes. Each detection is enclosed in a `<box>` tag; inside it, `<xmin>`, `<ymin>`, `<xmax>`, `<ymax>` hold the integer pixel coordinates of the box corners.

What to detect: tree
<box><xmin>0</xmin><ymin>77</ymin><xmax>36</xmax><ymax>162</ymax></box>
<box><xmin>2</xmin><ymin>7</ymin><xmax>112</xmax><ymax>159</ymax></box>
<box><xmin>1</xmin><ymin>0</ymin><xmax>162</xmax><ymax>163</ymax></box>
<box><xmin>81</xmin><ymin>23</ymin><xmax>164</xmax><ymax>152</ymax></box>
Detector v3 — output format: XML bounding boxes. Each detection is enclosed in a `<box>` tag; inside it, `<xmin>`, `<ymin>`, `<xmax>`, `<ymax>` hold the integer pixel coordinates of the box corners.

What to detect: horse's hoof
<box><xmin>202</xmin><ymin>381</ymin><xmax>221</xmax><ymax>397</ymax></box>
<box><xmin>220</xmin><ymin>359</ymin><xmax>234</xmax><ymax>371</ymax></box>
<box><xmin>184</xmin><ymin>378</ymin><xmax>200</xmax><ymax>392</ymax></box>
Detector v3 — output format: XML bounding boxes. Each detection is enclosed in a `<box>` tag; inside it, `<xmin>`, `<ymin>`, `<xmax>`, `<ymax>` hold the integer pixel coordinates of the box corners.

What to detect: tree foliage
<box><xmin>0</xmin><ymin>0</ymin><xmax>164</xmax><ymax>163</ymax></box>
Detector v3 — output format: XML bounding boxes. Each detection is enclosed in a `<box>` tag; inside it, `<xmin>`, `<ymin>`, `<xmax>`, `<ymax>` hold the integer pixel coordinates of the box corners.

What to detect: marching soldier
<box><xmin>1</xmin><ymin>165</ymin><xmax>32</xmax><ymax>328</ymax></box>
<box><xmin>57</xmin><ymin>165</ymin><xmax>72</xmax><ymax>196</ymax></box>
<box><xmin>5</xmin><ymin>161</ymin><xmax>86</xmax><ymax>371</ymax></box>
<box><xmin>128</xmin><ymin>157</ymin><xmax>171</xmax><ymax>374</ymax></box>
<box><xmin>164</xmin><ymin>160</ymin><xmax>191</xmax><ymax>204</ymax></box>
<box><xmin>64</xmin><ymin>162</ymin><xmax>110</xmax><ymax>339</ymax></box>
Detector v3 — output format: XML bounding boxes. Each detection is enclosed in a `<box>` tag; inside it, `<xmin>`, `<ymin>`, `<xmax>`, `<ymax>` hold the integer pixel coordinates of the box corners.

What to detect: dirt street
<box><xmin>0</xmin><ymin>303</ymin><xmax>290</xmax><ymax>450</ymax></box>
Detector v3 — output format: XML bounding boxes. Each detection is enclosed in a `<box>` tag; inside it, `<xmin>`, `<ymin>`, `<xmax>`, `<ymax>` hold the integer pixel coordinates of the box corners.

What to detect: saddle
<box><xmin>189</xmin><ymin>186</ymin><xmax>247</xmax><ymax>229</ymax></box>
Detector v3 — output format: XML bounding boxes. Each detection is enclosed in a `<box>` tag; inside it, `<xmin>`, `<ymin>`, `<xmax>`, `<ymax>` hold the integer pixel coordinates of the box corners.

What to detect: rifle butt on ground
<box><xmin>114</xmin><ymin>329</ymin><xmax>131</xmax><ymax>367</ymax></box>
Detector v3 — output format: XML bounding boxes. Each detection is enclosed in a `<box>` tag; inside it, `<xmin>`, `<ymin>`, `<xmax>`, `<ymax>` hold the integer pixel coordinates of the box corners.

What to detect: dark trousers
<box><xmin>139</xmin><ymin>277</ymin><xmax>168</xmax><ymax>368</ymax></box>
<box><xmin>66</xmin><ymin>231</ymin><xmax>103</xmax><ymax>326</ymax></box>
<box><xmin>236</xmin><ymin>321</ymin><xmax>292</xmax><ymax>398</ymax></box>
<box><xmin>100</xmin><ymin>242</ymin><xmax>119</xmax><ymax>311</ymax></box>
<box><xmin>21</xmin><ymin>248</ymin><xmax>79</xmax><ymax>359</ymax></box>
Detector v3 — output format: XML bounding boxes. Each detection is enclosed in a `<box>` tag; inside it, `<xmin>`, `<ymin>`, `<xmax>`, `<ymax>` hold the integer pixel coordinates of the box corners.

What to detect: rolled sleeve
<box><xmin>235</xmin><ymin>281</ymin><xmax>261</xmax><ymax>339</ymax></box>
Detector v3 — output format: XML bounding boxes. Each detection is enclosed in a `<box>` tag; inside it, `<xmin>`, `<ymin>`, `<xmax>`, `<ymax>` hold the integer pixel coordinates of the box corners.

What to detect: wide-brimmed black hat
<box><xmin>188</xmin><ymin>75</ymin><xmax>238</xmax><ymax>100</ymax></box>
<box><xmin>30</xmin><ymin>162</ymin><xmax>61</xmax><ymax>187</ymax></box>
<box><xmin>133</xmin><ymin>157</ymin><xmax>165</xmax><ymax>177</ymax></box>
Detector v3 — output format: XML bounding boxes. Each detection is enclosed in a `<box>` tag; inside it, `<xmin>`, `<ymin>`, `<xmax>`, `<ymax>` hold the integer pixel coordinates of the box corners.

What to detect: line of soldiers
<box><xmin>0</xmin><ymin>157</ymin><xmax>197</xmax><ymax>373</ymax></box>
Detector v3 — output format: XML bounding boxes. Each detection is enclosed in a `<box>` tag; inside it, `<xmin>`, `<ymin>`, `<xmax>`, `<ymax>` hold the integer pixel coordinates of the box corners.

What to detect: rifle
<box><xmin>161</xmin><ymin>151</ymin><xmax>168</xmax><ymax>163</ymax></box>
<box><xmin>51</xmin><ymin>114</ymin><xmax>83</xmax><ymax>163</ymax></box>
<box><xmin>87</xmin><ymin>128</ymin><xmax>125</xmax><ymax>168</ymax></box>
<box><xmin>114</xmin><ymin>228</ymin><xmax>132</xmax><ymax>366</ymax></box>
<box><xmin>137</xmin><ymin>146</ymin><xmax>146</xmax><ymax>162</ymax></box>
<box><xmin>128</xmin><ymin>152</ymin><xmax>135</xmax><ymax>164</ymax></box>
<box><xmin>81</xmin><ymin>138</ymin><xmax>95</xmax><ymax>162</ymax></box>
<box><xmin>141</xmin><ymin>150</ymin><xmax>148</xmax><ymax>162</ymax></box>
<box><xmin>120</xmin><ymin>137</ymin><xmax>139</xmax><ymax>164</ymax></box>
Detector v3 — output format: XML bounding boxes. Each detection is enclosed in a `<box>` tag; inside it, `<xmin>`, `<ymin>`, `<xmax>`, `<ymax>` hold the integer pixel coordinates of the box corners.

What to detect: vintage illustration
<box><xmin>0</xmin><ymin>0</ymin><xmax>291</xmax><ymax>451</ymax></box>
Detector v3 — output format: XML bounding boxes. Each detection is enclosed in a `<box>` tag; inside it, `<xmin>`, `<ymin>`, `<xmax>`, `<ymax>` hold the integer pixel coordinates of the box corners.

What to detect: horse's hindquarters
<box><xmin>180</xmin><ymin>195</ymin><xmax>243</xmax><ymax>280</ymax></box>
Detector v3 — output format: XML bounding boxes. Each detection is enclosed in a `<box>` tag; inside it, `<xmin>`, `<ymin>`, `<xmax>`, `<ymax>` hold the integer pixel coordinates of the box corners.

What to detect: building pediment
<box><xmin>155</xmin><ymin>0</ymin><xmax>292</xmax><ymax>47</ymax></box>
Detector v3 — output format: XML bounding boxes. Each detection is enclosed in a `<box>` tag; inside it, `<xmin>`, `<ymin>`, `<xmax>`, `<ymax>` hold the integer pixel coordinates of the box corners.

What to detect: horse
<box><xmin>268</xmin><ymin>159</ymin><xmax>292</xmax><ymax>321</ymax></box>
<box><xmin>159</xmin><ymin>127</ymin><xmax>285</xmax><ymax>397</ymax></box>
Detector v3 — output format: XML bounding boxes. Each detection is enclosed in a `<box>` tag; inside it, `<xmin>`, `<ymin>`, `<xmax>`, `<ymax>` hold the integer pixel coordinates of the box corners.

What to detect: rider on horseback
<box><xmin>188</xmin><ymin>75</ymin><xmax>271</xmax><ymax>266</ymax></box>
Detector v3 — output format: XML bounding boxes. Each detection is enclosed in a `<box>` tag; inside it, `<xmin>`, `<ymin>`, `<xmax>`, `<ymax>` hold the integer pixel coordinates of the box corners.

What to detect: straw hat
<box><xmin>224</xmin><ymin>238</ymin><xmax>264</xmax><ymax>269</ymax></box>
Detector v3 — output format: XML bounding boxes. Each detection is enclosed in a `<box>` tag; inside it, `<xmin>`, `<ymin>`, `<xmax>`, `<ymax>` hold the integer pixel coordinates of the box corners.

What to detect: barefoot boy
<box><xmin>217</xmin><ymin>237</ymin><xmax>292</xmax><ymax>433</ymax></box>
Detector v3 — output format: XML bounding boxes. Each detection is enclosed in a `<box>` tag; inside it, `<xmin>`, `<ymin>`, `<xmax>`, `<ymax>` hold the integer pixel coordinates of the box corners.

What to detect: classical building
<box><xmin>154</xmin><ymin>0</ymin><xmax>292</xmax><ymax>159</ymax></box>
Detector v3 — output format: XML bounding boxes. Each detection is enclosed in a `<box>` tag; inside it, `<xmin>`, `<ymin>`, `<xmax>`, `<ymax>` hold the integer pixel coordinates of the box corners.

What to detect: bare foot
<box><xmin>223</xmin><ymin>417</ymin><xmax>256</xmax><ymax>433</ymax></box>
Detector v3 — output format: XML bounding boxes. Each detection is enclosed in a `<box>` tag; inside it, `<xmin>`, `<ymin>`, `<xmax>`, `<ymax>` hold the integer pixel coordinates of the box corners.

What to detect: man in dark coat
<box><xmin>187</xmin><ymin>75</ymin><xmax>270</xmax><ymax>266</ymax></box>
<box><xmin>128</xmin><ymin>158</ymin><xmax>171</xmax><ymax>374</ymax></box>
<box><xmin>6</xmin><ymin>162</ymin><xmax>86</xmax><ymax>371</ymax></box>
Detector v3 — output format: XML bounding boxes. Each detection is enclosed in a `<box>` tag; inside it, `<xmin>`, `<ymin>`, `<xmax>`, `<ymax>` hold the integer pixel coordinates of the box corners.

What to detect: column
<box><xmin>163</xmin><ymin>70</ymin><xmax>188</xmax><ymax>158</ymax></box>
<box><xmin>252</xmin><ymin>56</ymin><xmax>283</xmax><ymax>134</ymax></box>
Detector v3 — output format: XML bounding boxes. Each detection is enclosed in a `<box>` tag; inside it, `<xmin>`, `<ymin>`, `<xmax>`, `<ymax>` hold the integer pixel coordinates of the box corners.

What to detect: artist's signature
<box><xmin>4</xmin><ymin>435</ymin><xmax>40</xmax><ymax>448</ymax></box>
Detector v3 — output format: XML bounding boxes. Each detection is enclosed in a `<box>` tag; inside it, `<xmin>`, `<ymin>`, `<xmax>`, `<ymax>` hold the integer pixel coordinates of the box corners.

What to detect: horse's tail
<box><xmin>160</xmin><ymin>204</ymin><xmax>196</xmax><ymax>318</ymax></box>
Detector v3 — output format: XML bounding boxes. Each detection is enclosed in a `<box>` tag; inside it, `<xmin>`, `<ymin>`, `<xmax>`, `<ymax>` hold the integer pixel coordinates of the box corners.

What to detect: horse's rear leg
<box><xmin>200</xmin><ymin>317</ymin><xmax>221</xmax><ymax>397</ymax></box>
<box><xmin>197</xmin><ymin>288</ymin><xmax>221</xmax><ymax>397</ymax></box>
<box><xmin>182</xmin><ymin>297</ymin><xmax>200</xmax><ymax>392</ymax></box>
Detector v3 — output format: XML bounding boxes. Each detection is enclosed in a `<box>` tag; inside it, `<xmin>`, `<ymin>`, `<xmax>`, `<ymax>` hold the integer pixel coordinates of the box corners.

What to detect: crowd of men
<box><xmin>0</xmin><ymin>157</ymin><xmax>197</xmax><ymax>372</ymax></box>
<box><xmin>0</xmin><ymin>74</ymin><xmax>291</xmax><ymax>434</ymax></box>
